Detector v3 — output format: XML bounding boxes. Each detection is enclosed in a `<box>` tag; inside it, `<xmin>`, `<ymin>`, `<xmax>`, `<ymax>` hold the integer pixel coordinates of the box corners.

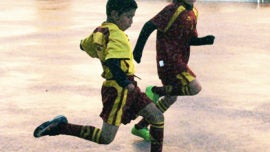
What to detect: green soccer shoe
<box><xmin>131</xmin><ymin>126</ymin><xmax>150</xmax><ymax>142</ymax></box>
<box><xmin>145</xmin><ymin>86</ymin><xmax>159</xmax><ymax>103</ymax></box>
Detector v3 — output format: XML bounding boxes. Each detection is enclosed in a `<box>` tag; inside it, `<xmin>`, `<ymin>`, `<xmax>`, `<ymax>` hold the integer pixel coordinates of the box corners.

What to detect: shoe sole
<box><xmin>33</xmin><ymin>115</ymin><xmax>67</xmax><ymax>138</ymax></box>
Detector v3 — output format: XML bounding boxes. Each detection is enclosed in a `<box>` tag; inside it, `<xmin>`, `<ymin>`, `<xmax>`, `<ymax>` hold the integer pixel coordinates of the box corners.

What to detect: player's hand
<box><xmin>203</xmin><ymin>35</ymin><xmax>215</xmax><ymax>45</ymax></box>
<box><xmin>133</xmin><ymin>50</ymin><xmax>142</xmax><ymax>63</ymax></box>
<box><xmin>126</xmin><ymin>83</ymin><xmax>135</xmax><ymax>93</ymax></box>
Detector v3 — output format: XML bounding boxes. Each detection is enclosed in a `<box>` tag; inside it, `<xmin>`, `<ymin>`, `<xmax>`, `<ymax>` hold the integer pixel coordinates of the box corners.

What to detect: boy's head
<box><xmin>173</xmin><ymin>0</ymin><xmax>196</xmax><ymax>5</ymax></box>
<box><xmin>106</xmin><ymin>0</ymin><xmax>137</xmax><ymax>17</ymax></box>
<box><xmin>106</xmin><ymin>0</ymin><xmax>137</xmax><ymax>31</ymax></box>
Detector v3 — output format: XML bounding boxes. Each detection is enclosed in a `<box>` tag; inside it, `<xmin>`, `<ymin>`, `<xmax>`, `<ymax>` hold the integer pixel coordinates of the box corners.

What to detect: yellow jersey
<box><xmin>81</xmin><ymin>22</ymin><xmax>135</xmax><ymax>79</ymax></box>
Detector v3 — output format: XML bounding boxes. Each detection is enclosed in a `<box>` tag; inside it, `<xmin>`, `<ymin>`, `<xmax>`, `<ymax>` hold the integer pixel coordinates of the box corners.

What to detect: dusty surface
<box><xmin>0</xmin><ymin>0</ymin><xmax>269</xmax><ymax>152</ymax></box>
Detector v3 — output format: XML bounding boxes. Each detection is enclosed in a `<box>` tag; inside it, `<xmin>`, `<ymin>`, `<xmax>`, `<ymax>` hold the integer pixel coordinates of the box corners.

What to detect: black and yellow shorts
<box><xmin>100</xmin><ymin>80</ymin><xmax>151</xmax><ymax>126</ymax></box>
<box><xmin>161</xmin><ymin>67</ymin><xmax>196</xmax><ymax>86</ymax></box>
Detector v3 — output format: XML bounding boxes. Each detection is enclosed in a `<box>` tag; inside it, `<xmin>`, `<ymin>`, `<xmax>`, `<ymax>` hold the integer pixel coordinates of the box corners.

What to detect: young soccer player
<box><xmin>33</xmin><ymin>0</ymin><xmax>164</xmax><ymax>151</ymax></box>
<box><xmin>131</xmin><ymin>0</ymin><xmax>215</xmax><ymax>140</ymax></box>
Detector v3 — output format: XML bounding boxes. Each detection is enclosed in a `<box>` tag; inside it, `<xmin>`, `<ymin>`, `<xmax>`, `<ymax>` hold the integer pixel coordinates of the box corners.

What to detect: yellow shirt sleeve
<box><xmin>105</xmin><ymin>27</ymin><xmax>131</xmax><ymax>60</ymax></box>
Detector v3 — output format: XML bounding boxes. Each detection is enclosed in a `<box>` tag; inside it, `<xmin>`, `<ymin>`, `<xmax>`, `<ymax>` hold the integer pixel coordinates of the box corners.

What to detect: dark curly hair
<box><xmin>106</xmin><ymin>0</ymin><xmax>138</xmax><ymax>16</ymax></box>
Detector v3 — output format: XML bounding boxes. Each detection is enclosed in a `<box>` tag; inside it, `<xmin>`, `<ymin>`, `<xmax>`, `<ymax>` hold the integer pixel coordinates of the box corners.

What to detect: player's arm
<box><xmin>133</xmin><ymin>21</ymin><xmax>157</xmax><ymax>63</ymax></box>
<box><xmin>190</xmin><ymin>35</ymin><xmax>215</xmax><ymax>46</ymax></box>
<box><xmin>104</xmin><ymin>58</ymin><xmax>132</xmax><ymax>88</ymax></box>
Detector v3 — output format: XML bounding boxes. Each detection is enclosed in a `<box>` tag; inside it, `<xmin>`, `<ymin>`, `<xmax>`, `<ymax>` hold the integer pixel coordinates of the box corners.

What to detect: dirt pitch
<box><xmin>0</xmin><ymin>1</ymin><xmax>269</xmax><ymax>152</ymax></box>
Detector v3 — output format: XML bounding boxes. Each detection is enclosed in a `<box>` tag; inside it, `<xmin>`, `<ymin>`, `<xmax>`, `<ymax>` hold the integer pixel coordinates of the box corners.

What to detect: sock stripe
<box><xmin>92</xmin><ymin>128</ymin><xmax>98</xmax><ymax>142</ymax></box>
<box><xmin>79</xmin><ymin>126</ymin><xmax>101</xmax><ymax>143</ymax></box>
<box><xmin>93</xmin><ymin>128</ymin><xmax>101</xmax><ymax>143</ymax></box>
<box><xmin>159</xmin><ymin>101</ymin><xmax>168</xmax><ymax>111</ymax></box>
<box><xmin>156</xmin><ymin>102</ymin><xmax>166</xmax><ymax>112</ymax></box>
<box><xmin>151</xmin><ymin>122</ymin><xmax>164</xmax><ymax>129</ymax></box>
<box><xmin>80</xmin><ymin>126</ymin><xmax>90</xmax><ymax>138</ymax></box>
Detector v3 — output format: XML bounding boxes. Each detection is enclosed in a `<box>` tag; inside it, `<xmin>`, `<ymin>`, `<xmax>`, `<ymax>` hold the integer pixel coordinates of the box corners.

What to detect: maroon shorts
<box><xmin>100</xmin><ymin>79</ymin><xmax>151</xmax><ymax>126</ymax></box>
<box><xmin>159</xmin><ymin>66</ymin><xmax>196</xmax><ymax>86</ymax></box>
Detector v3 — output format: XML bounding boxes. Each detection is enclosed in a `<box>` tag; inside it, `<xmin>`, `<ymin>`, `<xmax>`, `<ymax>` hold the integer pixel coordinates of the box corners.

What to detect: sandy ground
<box><xmin>0</xmin><ymin>0</ymin><xmax>270</xmax><ymax>152</ymax></box>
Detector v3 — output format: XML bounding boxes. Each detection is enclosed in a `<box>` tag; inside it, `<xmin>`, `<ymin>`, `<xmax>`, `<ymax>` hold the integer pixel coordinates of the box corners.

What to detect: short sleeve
<box><xmin>105</xmin><ymin>29</ymin><xmax>131</xmax><ymax>60</ymax></box>
<box><xmin>150</xmin><ymin>4</ymin><xmax>176</xmax><ymax>32</ymax></box>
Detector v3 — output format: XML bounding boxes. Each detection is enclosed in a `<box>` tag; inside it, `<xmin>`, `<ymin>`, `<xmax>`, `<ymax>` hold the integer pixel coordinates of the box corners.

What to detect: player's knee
<box><xmin>151</xmin><ymin>109</ymin><xmax>164</xmax><ymax>124</ymax></box>
<box><xmin>103</xmin><ymin>140</ymin><xmax>113</xmax><ymax>145</ymax></box>
<box><xmin>189</xmin><ymin>80</ymin><xmax>202</xmax><ymax>95</ymax></box>
<box><xmin>99</xmin><ymin>136</ymin><xmax>114</xmax><ymax>145</ymax></box>
<box><xmin>99</xmin><ymin>132</ymin><xmax>115</xmax><ymax>145</ymax></box>
<box><xmin>141</xmin><ymin>103</ymin><xmax>164</xmax><ymax>125</ymax></box>
<box><xmin>157</xmin><ymin>111</ymin><xmax>164</xmax><ymax>122</ymax></box>
<box><xmin>190</xmin><ymin>85</ymin><xmax>201</xmax><ymax>95</ymax></box>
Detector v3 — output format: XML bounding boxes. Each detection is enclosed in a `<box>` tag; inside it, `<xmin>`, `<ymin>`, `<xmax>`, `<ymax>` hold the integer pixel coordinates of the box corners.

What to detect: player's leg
<box><xmin>59</xmin><ymin>121</ymin><xmax>118</xmax><ymax>144</ymax></box>
<box><xmin>134</xmin><ymin>77</ymin><xmax>201</xmax><ymax>131</ymax></box>
<box><xmin>154</xmin><ymin>95</ymin><xmax>178</xmax><ymax>112</ymax></box>
<box><xmin>132</xmin><ymin>95</ymin><xmax>177</xmax><ymax>139</ymax></box>
<box><xmin>99</xmin><ymin>122</ymin><xmax>119</xmax><ymax>144</ymax></box>
<box><xmin>33</xmin><ymin>115</ymin><xmax>119</xmax><ymax>145</ymax></box>
<box><xmin>187</xmin><ymin>78</ymin><xmax>202</xmax><ymax>95</ymax></box>
<box><xmin>138</xmin><ymin>102</ymin><xmax>164</xmax><ymax>152</ymax></box>
<box><xmin>132</xmin><ymin>71</ymin><xmax>200</xmax><ymax>140</ymax></box>
<box><xmin>149</xmin><ymin>71</ymin><xmax>201</xmax><ymax>97</ymax></box>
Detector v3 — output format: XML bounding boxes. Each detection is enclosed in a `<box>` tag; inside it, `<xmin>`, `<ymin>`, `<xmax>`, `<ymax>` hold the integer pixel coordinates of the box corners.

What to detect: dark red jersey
<box><xmin>150</xmin><ymin>2</ymin><xmax>198</xmax><ymax>80</ymax></box>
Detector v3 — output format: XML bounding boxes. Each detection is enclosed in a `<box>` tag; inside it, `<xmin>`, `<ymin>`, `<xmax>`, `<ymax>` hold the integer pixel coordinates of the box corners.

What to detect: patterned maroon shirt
<box><xmin>150</xmin><ymin>2</ymin><xmax>198</xmax><ymax>80</ymax></box>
